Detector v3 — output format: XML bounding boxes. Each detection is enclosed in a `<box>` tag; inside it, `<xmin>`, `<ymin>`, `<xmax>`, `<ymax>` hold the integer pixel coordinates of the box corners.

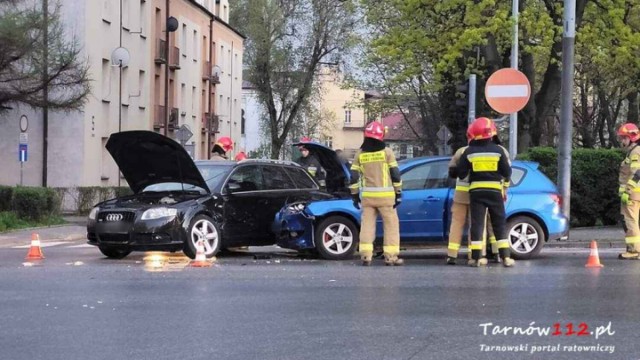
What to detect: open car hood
<box><xmin>106</xmin><ymin>131</ymin><xmax>209</xmax><ymax>194</ymax></box>
<box><xmin>293</xmin><ymin>142</ymin><xmax>350</xmax><ymax>195</ymax></box>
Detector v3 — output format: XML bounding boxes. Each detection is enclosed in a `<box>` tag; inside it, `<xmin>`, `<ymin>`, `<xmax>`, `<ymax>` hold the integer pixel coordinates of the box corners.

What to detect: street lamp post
<box><xmin>164</xmin><ymin>0</ymin><xmax>178</xmax><ymax>136</ymax></box>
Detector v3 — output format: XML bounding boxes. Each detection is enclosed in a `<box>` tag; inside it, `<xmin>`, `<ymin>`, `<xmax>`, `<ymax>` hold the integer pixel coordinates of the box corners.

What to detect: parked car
<box><xmin>86</xmin><ymin>131</ymin><xmax>337</xmax><ymax>259</ymax></box>
<box><xmin>273</xmin><ymin>143</ymin><xmax>569</xmax><ymax>260</ymax></box>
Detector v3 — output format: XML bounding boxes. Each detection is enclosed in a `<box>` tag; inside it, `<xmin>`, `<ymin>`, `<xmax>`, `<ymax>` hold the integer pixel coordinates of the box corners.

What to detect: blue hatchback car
<box><xmin>273</xmin><ymin>143</ymin><xmax>569</xmax><ymax>260</ymax></box>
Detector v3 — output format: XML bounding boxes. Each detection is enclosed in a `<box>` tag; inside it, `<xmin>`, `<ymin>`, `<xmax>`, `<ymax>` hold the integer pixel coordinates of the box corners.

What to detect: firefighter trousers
<box><xmin>621</xmin><ymin>200</ymin><xmax>640</xmax><ymax>252</ymax></box>
<box><xmin>447</xmin><ymin>202</ymin><xmax>496</xmax><ymax>259</ymax></box>
<box><xmin>359</xmin><ymin>205</ymin><xmax>400</xmax><ymax>261</ymax></box>
<box><xmin>469</xmin><ymin>190</ymin><xmax>510</xmax><ymax>261</ymax></box>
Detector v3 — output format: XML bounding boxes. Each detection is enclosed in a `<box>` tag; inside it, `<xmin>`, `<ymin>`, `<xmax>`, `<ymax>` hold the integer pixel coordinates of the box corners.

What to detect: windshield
<box><xmin>141</xmin><ymin>164</ymin><xmax>230</xmax><ymax>193</ymax></box>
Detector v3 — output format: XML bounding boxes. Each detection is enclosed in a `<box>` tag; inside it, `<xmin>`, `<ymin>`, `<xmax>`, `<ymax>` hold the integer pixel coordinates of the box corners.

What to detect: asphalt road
<box><xmin>0</xmin><ymin>242</ymin><xmax>637</xmax><ymax>360</ymax></box>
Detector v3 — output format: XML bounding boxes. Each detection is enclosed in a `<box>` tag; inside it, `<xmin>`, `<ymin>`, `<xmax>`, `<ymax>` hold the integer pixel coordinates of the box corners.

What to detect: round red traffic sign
<box><xmin>485</xmin><ymin>68</ymin><xmax>531</xmax><ymax>114</ymax></box>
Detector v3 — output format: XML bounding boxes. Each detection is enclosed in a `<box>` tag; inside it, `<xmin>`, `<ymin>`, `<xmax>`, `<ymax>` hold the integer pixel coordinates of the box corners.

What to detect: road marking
<box><xmin>12</xmin><ymin>241</ymin><xmax>69</xmax><ymax>249</ymax></box>
<box><xmin>67</xmin><ymin>244</ymin><xmax>94</xmax><ymax>248</ymax></box>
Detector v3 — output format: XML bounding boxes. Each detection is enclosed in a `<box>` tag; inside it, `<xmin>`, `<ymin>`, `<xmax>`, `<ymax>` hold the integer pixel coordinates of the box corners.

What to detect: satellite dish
<box><xmin>167</xmin><ymin>16</ymin><xmax>179</xmax><ymax>32</ymax></box>
<box><xmin>111</xmin><ymin>47</ymin><xmax>130</xmax><ymax>67</ymax></box>
<box><xmin>212</xmin><ymin>65</ymin><xmax>221</xmax><ymax>77</ymax></box>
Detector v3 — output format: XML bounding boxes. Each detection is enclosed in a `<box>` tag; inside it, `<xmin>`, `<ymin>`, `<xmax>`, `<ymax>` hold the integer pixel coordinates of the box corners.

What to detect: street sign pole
<box><xmin>558</xmin><ymin>0</ymin><xmax>576</xmax><ymax>220</ymax></box>
<box><xmin>509</xmin><ymin>0</ymin><xmax>519</xmax><ymax>159</ymax></box>
<box><xmin>468</xmin><ymin>74</ymin><xmax>476</xmax><ymax>124</ymax></box>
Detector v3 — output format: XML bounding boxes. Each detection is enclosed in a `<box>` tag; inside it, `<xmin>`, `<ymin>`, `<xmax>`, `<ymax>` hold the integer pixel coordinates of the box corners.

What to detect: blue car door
<box><xmin>377</xmin><ymin>160</ymin><xmax>451</xmax><ymax>241</ymax></box>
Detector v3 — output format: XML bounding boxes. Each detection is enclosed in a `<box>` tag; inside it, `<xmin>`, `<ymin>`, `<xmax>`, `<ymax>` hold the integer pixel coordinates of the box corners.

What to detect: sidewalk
<box><xmin>0</xmin><ymin>216</ymin><xmax>627</xmax><ymax>248</ymax></box>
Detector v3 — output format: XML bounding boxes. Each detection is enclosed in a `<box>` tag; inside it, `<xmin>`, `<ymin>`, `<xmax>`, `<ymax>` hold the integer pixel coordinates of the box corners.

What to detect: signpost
<box><xmin>18</xmin><ymin>115</ymin><xmax>28</xmax><ymax>185</ymax></box>
<box><xmin>485</xmin><ymin>68</ymin><xmax>531</xmax><ymax>158</ymax></box>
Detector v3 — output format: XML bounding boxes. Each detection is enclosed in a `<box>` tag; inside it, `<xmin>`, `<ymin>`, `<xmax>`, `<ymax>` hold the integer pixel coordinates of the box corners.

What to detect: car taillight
<box><xmin>550</xmin><ymin>194</ymin><xmax>562</xmax><ymax>206</ymax></box>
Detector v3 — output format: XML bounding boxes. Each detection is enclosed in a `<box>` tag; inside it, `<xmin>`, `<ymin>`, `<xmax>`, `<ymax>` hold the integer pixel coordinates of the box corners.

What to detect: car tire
<box><xmin>506</xmin><ymin>216</ymin><xmax>545</xmax><ymax>260</ymax></box>
<box><xmin>314</xmin><ymin>216</ymin><xmax>359</xmax><ymax>260</ymax></box>
<box><xmin>98</xmin><ymin>245</ymin><xmax>132</xmax><ymax>259</ymax></box>
<box><xmin>183</xmin><ymin>214</ymin><xmax>221</xmax><ymax>259</ymax></box>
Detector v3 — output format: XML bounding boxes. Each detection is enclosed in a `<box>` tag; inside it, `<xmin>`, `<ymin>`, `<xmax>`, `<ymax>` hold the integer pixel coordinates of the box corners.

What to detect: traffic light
<box><xmin>455</xmin><ymin>80</ymin><xmax>469</xmax><ymax>108</ymax></box>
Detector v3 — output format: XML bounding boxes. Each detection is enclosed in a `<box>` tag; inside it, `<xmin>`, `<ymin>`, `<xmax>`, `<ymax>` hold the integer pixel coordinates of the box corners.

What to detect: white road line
<box><xmin>67</xmin><ymin>244</ymin><xmax>94</xmax><ymax>248</ymax></box>
<box><xmin>487</xmin><ymin>85</ymin><xmax>529</xmax><ymax>97</ymax></box>
<box><xmin>12</xmin><ymin>241</ymin><xmax>69</xmax><ymax>249</ymax></box>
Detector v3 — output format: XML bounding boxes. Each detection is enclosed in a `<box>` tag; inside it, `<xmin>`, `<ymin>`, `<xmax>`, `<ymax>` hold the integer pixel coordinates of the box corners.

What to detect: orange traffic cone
<box><xmin>190</xmin><ymin>240</ymin><xmax>211</xmax><ymax>267</ymax></box>
<box><xmin>585</xmin><ymin>240</ymin><xmax>604</xmax><ymax>268</ymax></box>
<box><xmin>25</xmin><ymin>233</ymin><xmax>45</xmax><ymax>261</ymax></box>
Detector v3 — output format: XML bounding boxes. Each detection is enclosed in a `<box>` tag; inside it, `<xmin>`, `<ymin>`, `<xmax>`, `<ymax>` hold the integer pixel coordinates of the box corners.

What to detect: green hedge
<box><xmin>0</xmin><ymin>186</ymin><xmax>13</xmax><ymax>212</ymax></box>
<box><xmin>11</xmin><ymin>187</ymin><xmax>61</xmax><ymax>221</ymax></box>
<box><xmin>517</xmin><ymin>147</ymin><xmax>624</xmax><ymax>227</ymax></box>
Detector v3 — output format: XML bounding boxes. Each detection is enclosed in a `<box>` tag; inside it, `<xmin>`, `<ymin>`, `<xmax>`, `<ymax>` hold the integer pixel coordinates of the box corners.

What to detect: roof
<box><xmin>381</xmin><ymin>112</ymin><xmax>423</xmax><ymax>142</ymax></box>
<box><xmin>187</xmin><ymin>0</ymin><xmax>247</xmax><ymax>39</ymax></box>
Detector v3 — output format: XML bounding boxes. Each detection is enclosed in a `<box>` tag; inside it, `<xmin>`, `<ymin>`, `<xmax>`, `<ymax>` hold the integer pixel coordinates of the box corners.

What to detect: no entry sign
<box><xmin>485</xmin><ymin>68</ymin><xmax>531</xmax><ymax>114</ymax></box>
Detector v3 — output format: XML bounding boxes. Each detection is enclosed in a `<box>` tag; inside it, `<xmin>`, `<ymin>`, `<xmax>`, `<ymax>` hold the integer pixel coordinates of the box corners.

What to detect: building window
<box><xmin>344</xmin><ymin>109</ymin><xmax>351</xmax><ymax>124</ymax></box>
<box><xmin>324</xmin><ymin>137</ymin><xmax>333</xmax><ymax>149</ymax></box>
<box><xmin>399</xmin><ymin>144</ymin><xmax>408</xmax><ymax>159</ymax></box>
<box><xmin>241</xmin><ymin>109</ymin><xmax>245</xmax><ymax>135</ymax></box>
<box><xmin>138</xmin><ymin>70</ymin><xmax>146</xmax><ymax>107</ymax></box>
<box><xmin>181</xmin><ymin>24</ymin><xmax>187</xmax><ymax>56</ymax></box>
<box><xmin>193</xmin><ymin>30</ymin><xmax>198</xmax><ymax>61</ymax></box>
<box><xmin>101</xmin><ymin>59</ymin><xmax>111</xmax><ymax>101</ymax></box>
<box><xmin>139</xmin><ymin>0</ymin><xmax>147</xmax><ymax>37</ymax></box>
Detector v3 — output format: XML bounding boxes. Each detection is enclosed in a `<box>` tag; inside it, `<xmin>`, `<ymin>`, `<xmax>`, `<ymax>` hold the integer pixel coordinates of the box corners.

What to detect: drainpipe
<box><xmin>208</xmin><ymin>18</ymin><xmax>213</xmax><ymax>157</ymax></box>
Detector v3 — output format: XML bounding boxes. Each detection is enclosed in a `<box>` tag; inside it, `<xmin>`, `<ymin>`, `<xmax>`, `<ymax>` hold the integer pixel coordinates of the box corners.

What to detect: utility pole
<box><xmin>558</xmin><ymin>0</ymin><xmax>576</xmax><ymax>219</ymax></box>
<box><xmin>164</xmin><ymin>0</ymin><xmax>170</xmax><ymax>136</ymax></box>
<box><xmin>42</xmin><ymin>0</ymin><xmax>49</xmax><ymax>187</ymax></box>
<box><xmin>508</xmin><ymin>0</ymin><xmax>519</xmax><ymax>159</ymax></box>
<box><xmin>468</xmin><ymin>74</ymin><xmax>476</xmax><ymax>124</ymax></box>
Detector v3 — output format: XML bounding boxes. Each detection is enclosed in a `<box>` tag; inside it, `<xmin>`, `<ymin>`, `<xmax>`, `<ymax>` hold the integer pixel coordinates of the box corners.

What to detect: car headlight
<box><xmin>88</xmin><ymin>207</ymin><xmax>99</xmax><ymax>220</ymax></box>
<box><xmin>141</xmin><ymin>207</ymin><xmax>178</xmax><ymax>220</ymax></box>
<box><xmin>287</xmin><ymin>203</ymin><xmax>306</xmax><ymax>213</ymax></box>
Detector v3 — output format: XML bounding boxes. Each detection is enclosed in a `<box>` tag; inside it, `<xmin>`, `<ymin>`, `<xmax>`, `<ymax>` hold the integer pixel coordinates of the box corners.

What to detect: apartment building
<box><xmin>0</xmin><ymin>0</ymin><xmax>244</xmax><ymax>188</ymax></box>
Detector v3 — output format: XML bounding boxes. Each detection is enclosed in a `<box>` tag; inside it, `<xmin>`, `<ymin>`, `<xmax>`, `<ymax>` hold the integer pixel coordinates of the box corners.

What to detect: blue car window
<box><xmin>402</xmin><ymin>161</ymin><xmax>450</xmax><ymax>190</ymax></box>
<box><xmin>510</xmin><ymin>167</ymin><xmax>526</xmax><ymax>187</ymax></box>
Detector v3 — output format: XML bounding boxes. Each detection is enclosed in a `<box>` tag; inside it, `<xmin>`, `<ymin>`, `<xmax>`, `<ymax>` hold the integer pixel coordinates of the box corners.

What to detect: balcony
<box><xmin>210</xmin><ymin>115</ymin><xmax>219</xmax><ymax>134</ymax></box>
<box><xmin>153</xmin><ymin>105</ymin><xmax>166</xmax><ymax>129</ymax></box>
<box><xmin>169</xmin><ymin>46</ymin><xmax>180</xmax><ymax>70</ymax></box>
<box><xmin>154</xmin><ymin>39</ymin><xmax>166</xmax><ymax>64</ymax></box>
<box><xmin>202</xmin><ymin>61</ymin><xmax>211</xmax><ymax>81</ymax></box>
<box><xmin>153</xmin><ymin>106</ymin><xmax>178</xmax><ymax>130</ymax></box>
<box><xmin>169</xmin><ymin>107</ymin><xmax>178</xmax><ymax>130</ymax></box>
<box><xmin>201</xmin><ymin>112</ymin><xmax>211</xmax><ymax>132</ymax></box>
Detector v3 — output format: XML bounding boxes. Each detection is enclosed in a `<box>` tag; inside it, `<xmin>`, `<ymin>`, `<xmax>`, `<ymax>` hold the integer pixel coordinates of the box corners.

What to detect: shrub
<box><xmin>0</xmin><ymin>186</ymin><xmax>13</xmax><ymax>212</ymax></box>
<box><xmin>518</xmin><ymin>147</ymin><xmax>624</xmax><ymax>227</ymax></box>
<box><xmin>11</xmin><ymin>187</ymin><xmax>59</xmax><ymax>221</ymax></box>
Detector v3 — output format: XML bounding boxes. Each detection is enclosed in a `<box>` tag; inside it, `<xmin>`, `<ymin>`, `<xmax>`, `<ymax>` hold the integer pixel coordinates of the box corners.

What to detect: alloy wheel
<box><xmin>322</xmin><ymin>223</ymin><xmax>354</xmax><ymax>255</ymax></box>
<box><xmin>191</xmin><ymin>219</ymin><xmax>219</xmax><ymax>256</ymax></box>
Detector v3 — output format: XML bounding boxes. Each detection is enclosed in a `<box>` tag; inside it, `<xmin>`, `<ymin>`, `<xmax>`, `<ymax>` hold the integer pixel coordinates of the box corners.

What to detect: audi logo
<box><xmin>105</xmin><ymin>214</ymin><xmax>123</xmax><ymax>222</ymax></box>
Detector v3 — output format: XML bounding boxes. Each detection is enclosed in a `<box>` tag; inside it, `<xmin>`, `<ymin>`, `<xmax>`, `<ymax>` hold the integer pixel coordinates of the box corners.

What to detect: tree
<box><xmin>230</xmin><ymin>0</ymin><xmax>358</xmax><ymax>159</ymax></box>
<box><xmin>0</xmin><ymin>0</ymin><xmax>90</xmax><ymax>111</ymax></box>
<box><xmin>359</xmin><ymin>0</ymin><xmax>600</xmax><ymax>152</ymax></box>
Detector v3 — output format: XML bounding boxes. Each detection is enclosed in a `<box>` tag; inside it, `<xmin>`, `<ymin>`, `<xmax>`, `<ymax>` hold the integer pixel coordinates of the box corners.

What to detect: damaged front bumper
<box><xmin>272</xmin><ymin>206</ymin><xmax>316</xmax><ymax>251</ymax></box>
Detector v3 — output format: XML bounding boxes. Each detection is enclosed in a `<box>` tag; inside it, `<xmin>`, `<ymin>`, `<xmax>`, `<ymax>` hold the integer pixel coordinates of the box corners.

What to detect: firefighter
<box><xmin>296</xmin><ymin>138</ymin><xmax>326</xmax><ymax>188</ymax></box>
<box><xmin>446</xmin><ymin>129</ymin><xmax>500</xmax><ymax>266</ymax></box>
<box><xmin>211</xmin><ymin>136</ymin><xmax>233</xmax><ymax>160</ymax></box>
<box><xmin>457</xmin><ymin>117</ymin><xmax>514</xmax><ymax>267</ymax></box>
<box><xmin>617</xmin><ymin>123</ymin><xmax>640</xmax><ymax>259</ymax></box>
<box><xmin>349</xmin><ymin>121</ymin><xmax>403</xmax><ymax>266</ymax></box>
<box><xmin>235</xmin><ymin>151</ymin><xmax>248</xmax><ymax>161</ymax></box>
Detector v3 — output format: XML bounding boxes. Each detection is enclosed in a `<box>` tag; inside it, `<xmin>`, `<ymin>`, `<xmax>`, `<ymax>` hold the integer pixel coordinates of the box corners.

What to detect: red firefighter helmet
<box><xmin>215</xmin><ymin>136</ymin><xmax>234</xmax><ymax>152</ymax></box>
<box><xmin>468</xmin><ymin>117</ymin><xmax>497</xmax><ymax>140</ymax></box>
<box><xmin>466</xmin><ymin>128</ymin><xmax>473</xmax><ymax>143</ymax></box>
<box><xmin>234</xmin><ymin>151</ymin><xmax>247</xmax><ymax>161</ymax></box>
<box><xmin>300</xmin><ymin>137</ymin><xmax>312</xmax><ymax>143</ymax></box>
<box><xmin>364</xmin><ymin>121</ymin><xmax>385</xmax><ymax>141</ymax></box>
<box><xmin>617</xmin><ymin>123</ymin><xmax>640</xmax><ymax>142</ymax></box>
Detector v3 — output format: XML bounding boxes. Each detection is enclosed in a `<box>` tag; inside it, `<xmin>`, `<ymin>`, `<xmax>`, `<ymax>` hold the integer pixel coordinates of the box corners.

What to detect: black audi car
<box><xmin>87</xmin><ymin>131</ymin><xmax>343</xmax><ymax>259</ymax></box>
